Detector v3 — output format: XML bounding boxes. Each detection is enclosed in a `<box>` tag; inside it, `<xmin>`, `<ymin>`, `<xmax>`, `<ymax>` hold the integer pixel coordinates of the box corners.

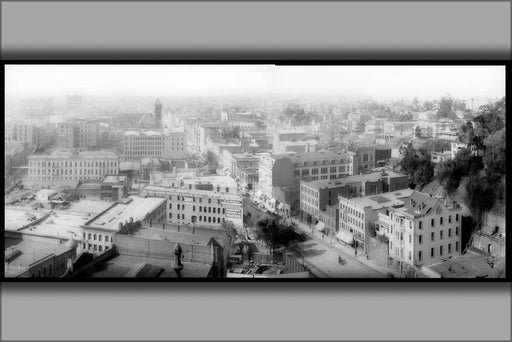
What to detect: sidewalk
<box><xmin>292</xmin><ymin>218</ymin><xmax>400</xmax><ymax>278</ymax></box>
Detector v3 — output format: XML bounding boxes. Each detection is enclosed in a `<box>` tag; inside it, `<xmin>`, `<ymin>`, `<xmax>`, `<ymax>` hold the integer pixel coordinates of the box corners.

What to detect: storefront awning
<box><xmin>315</xmin><ymin>221</ymin><xmax>327</xmax><ymax>232</ymax></box>
<box><xmin>336</xmin><ymin>230</ymin><xmax>354</xmax><ymax>244</ymax></box>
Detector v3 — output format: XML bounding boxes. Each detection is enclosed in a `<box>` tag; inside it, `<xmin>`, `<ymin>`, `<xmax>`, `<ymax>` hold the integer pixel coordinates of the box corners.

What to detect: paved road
<box><xmin>288</xmin><ymin>235</ymin><xmax>384</xmax><ymax>278</ymax></box>
<box><xmin>243</xmin><ymin>196</ymin><xmax>385</xmax><ymax>278</ymax></box>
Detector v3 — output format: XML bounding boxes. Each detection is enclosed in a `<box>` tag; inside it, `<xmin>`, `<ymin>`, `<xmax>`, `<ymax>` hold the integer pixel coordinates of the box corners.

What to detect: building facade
<box><xmin>142</xmin><ymin>185</ymin><xmax>243</xmax><ymax>229</ymax></box>
<box><xmin>123</xmin><ymin>129</ymin><xmax>187</xmax><ymax>161</ymax></box>
<box><xmin>26</xmin><ymin>150</ymin><xmax>119</xmax><ymax>188</ymax></box>
<box><xmin>377</xmin><ymin>191</ymin><xmax>463</xmax><ymax>276</ymax></box>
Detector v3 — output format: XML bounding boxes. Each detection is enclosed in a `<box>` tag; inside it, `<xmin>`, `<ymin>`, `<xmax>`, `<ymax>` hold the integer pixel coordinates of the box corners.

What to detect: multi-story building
<box><xmin>377</xmin><ymin>191</ymin><xmax>463</xmax><ymax>276</ymax></box>
<box><xmin>77</xmin><ymin>120</ymin><xmax>100</xmax><ymax>148</ymax></box>
<box><xmin>231</xmin><ymin>153</ymin><xmax>261</xmax><ymax>192</ymax></box>
<box><xmin>5</xmin><ymin>121</ymin><xmax>40</xmax><ymax>148</ymax></box>
<box><xmin>383</xmin><ymin>121</ymin><xmax>416</xmax><ymax>136</ymax></box>
<box><xmin>26</xmin><ymin>150</ymin><xmax>119</xmax><ymax>188</ymax></box>
<box><xmin>81</xmin><ymin>195</ymin><xmax>167</xmax><ymax>256</ymax></box>
<box><xmin>122</xmin><ymin>129</ymin><xmax>186</xmax><ymax>161</ymax></box>
<box><xmin>57</xmin><ymin>119</ymin><xmax>100</xmax><ymax>149</ymax></box>
<box><xmin>57</xmin><ymin>122</ymin><xmax>79</xmax><ymax>149</ymax></box>
<box><xmin>259</xmin><ymin>150</ymin><xmax>355</xmax><ymax>202</ymax></box>
<box><xmin>364</xmin><ymin>118</ymin><xmax>388</xmax><ymax>135</ymax></box>
<box><xmin>337</xmin><ymin>188</ymin><xmax>414</xmax><ymax>252</ymax></box>
<box><xmin>301</xmin><ymin>170</ymin><xmax>409</xmax><ymax>224</ymax></box>
<box><xmin>141</xmin><ymin>184</ymin><xmax>243</xmax><ymax>229</ymax></box>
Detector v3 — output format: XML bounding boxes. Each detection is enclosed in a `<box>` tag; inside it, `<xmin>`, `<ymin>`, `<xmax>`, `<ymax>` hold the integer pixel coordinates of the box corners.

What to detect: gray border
<box><xmin>1</xmin><ymin>1</ymin><xmax>511</xmax><ymax>60</ymax></box>
<box><xmin>1</xmin><ymin>1</ymin><xmax>511</xmax><ymax>341</ymax></box>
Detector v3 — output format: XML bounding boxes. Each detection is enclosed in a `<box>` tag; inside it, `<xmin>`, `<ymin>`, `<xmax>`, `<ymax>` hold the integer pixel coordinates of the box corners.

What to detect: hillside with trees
<box><xmin>437</xmin><ymin>98</ymin><xmax>505</xmax><ymax>227</ymax></box>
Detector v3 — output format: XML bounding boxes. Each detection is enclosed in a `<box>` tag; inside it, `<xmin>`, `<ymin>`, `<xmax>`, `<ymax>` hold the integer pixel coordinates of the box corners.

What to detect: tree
<box><xmin>423</xmin><ymin>139</ymin><xmax>450</xmax><ymax>154</ymax></box>
<box><xmin>436</xmin><ymin>96</ymin><xmax>457</xmax><ymax>120</ymax></box>
<box><xmin>399</xmin><ymin>143</ymin><xmax>434</xmax><ymax>189</ymax></box>
<box><xmin>422</xmin><ymin>100</ymin><xmax>435</xmax><ymax>111</ymax></box>
<box><xmin>255</xmin><ymin>218</ymin><xmax>299</xmax><ymax>256</ymax></box>
<box><xmin>414</xmin><ymin>126</ymin><xmax>422</xmax><ymax>138</ymax></box>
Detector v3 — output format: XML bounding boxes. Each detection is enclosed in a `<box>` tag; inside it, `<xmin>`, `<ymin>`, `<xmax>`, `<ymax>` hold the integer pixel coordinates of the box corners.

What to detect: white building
<box><xmin>141</xmin><ymin>184</ymin><xmax>243</xmax><ymax>230</ymax></box>
<box><xmin>26</xmin><ymin>150</ymin><xmax>119</xmax><ymax>189</ymax></box>
<box><xmin>81</xmin><ymin>196</ymin><xmax>167</xmax><ymax>256</ymax></box>
<box><xmin>377</xmin><ymin>191</ymin><xmax>463</xmax><ymax>276</ymax></box>
<box><xmin>337</xmin><ymin>189</ymin><xmax>414</xmax><ymax>252</ymax></box>
<box><xmin>123</xmin><ymin>129</ymin><xmax>187</xmax><ymax>161</ymax></box>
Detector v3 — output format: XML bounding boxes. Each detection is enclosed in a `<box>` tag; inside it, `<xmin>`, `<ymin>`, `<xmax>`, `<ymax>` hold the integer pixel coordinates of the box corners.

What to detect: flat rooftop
<box><xmin>423</xmin><ymin>253</ymin><xmax>496</xmax><ymax>278</ymax></box>
<box><xmin>84</xmin><ymin>196</ymin><xmax>166</xmax><ymax>231</ymax></box>
<box><xmin>303</xmin><ymin>170</ymin><xmax>408</xmax><ymax>190</ymax></box>
<box><xmin>270</xmin><ymin>150</ymin><xmax>354</xmax><ymax>162</ymax></box>
<box><xmin>5</xmin><ymin>237</ymin><xmax>73</xmax><ymax>272</ymax></box>
<box><xmin>5</xmin><ymin>206</ymin><xmax>50</xmax><ymax>232</ymax></box>
<box><xmin>134</xmin><ymin>224</ymin><xmax>228</xmax><ymax>246</ymax></box>
<box><xmin>82</xmin><ymin>254</ymin><xmax>212</xmax><ymax>278</ymax></box>
<box><xmin>133</xmin><ymin>227</ymin><xmax>216</xmax><ymax>246</ymax></box>
<box><xmin>67</xmin><ymin>199</ymin><xmax>116</xmax><ymax>215</ymax></box>
<box><xmin>339</xmin><ymin>189</ymin><xmax>414</xmax><ymax>210</ymax></box>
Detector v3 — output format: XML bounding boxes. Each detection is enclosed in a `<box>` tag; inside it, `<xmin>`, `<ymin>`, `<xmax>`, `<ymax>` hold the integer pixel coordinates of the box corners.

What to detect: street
<box><xmin>243</xmin><ymin>196</ymin><xmax>386</xmax><ymax>278</ymax></box>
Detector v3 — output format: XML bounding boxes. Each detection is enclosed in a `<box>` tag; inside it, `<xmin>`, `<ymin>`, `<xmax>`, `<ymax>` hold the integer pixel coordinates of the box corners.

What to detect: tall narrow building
<box><xmin>155</xmin><ymin>98</ymin><xmax>162</xmax><ymax>128</ymax></box>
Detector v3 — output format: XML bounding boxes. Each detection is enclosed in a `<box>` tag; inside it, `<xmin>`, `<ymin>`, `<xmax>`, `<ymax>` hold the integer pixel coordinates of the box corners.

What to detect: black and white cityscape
<box><xmin>4</xmin><ymin>64</ymin><xmax>506</xmax><ymax>279</ymax></box>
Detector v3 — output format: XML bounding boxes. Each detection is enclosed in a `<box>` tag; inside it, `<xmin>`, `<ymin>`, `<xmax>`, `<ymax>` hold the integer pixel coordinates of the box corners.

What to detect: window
<box><xmin>105</xmin><ymin>236</ymin><xmax>109</xmax><ymax>243</ymax></box>
<box><xmin>94</xmin><ymin>245</ymin><xmax>97</xmax><ymax>251</ymax></box>
<box><xmin>409</xmin><ymin>235</ymin><xmax>412</xmax><ymax>243</ymax></box>
<box><xmin>439</xmin><ymin>245</ymin><xmax>443</xmax><ymax>256</ymax></box>
<box><xmin>431</xmin><ymin>218</ymin><xmax>434</xmax><ymax>227</ymax></box>
<box><xmin>193</xmin><ymin>206</ymin><xmax>196</xmax><ymax>211</ymax></box>
<box><xmin>448</xmin><ymin>244</ymin><xmax>452</xmax><ymax>253</ymax></box>
<box><xmin>456</xmin><ymin>214</ymin><xmax>459</xmax><ymax>222</ymax></box>
<box><xmin>431</xmin><ymin>232</ymin><xmax>435</xmax><ymax>241</ymax></box>
<box><xmin>177</xmin><ymin>204</ymin><xmax>180</xmax><ymax>210</ymax></box>
<box><xmin>440</xmin><ymin>230</ymin><xmax>444</xmax><ymax>240</ymax></box>
<box><xmin>448</xmin><ymin>229</ymin><xmax>452</xmax><ymax>237</ymax></box>
<box><xmin>99</xmin><ymin>245</ymin><xmax>103</xmax><ymax>252</ymax></box>
<box><xmin>448</xmin><ymin>215</ymin><xmax>452</xmax><ymax>223</ymax></box>
<box><xmin>169</xmin><ymin>203</ymin><xmax>172</xmax><ymax>209</ymax></box>
<box><xmin>455</xmin><ymin>242</ymin><xmax>459</xmax><ymax>252</ymax></box>
<box><xmin>93</xmin><ymin>234</ymin><xmax>97</xmax><ymax>241</ymax></box>
<box><xmin>455</xmin><ymin>227</ymin><xmax>459</xmax><ymax>236</ymax></box>
<box><xmin>99</xmin><ymin>235</ymin><xmax>102</xmax><ymax>242</ymax></box>
<box><xmin>88</xmin><ymin>233</ymin><xmax>91</xmax><ymax>239</ymax></box>
<box><xmin>431</xmin><ymin>248</ymin><xmax>434</xmax><ymax>258</ymax></box>
<box><xmin>418</xmin><ymin>251</ymin><xmax>422</xmax><ymax>261</ymax></box>
<box><xmin>169</xmin><ymin>213</ymin><xmax>172</xmax><ymax>219</ymax></box>
<box><xmin>419</xmin><ymin>235</ymin><xmax>423</xmax><ymax>244</ymax></box>
<box><xmin>419</xmin><ymin>221</ymin><xmax>422</xmax><ymax>229</ymax></box>
<box><xmin>440</xmin><ymin>217</ymin><xmax>444</xmax><ymax>225</ymax></box>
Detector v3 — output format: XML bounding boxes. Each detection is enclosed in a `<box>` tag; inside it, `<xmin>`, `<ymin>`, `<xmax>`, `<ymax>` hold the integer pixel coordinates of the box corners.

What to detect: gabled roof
<box><xmin>402</xmin><ymin>191</ymin><xmax>440</xmax><ymax>217</ymax></box>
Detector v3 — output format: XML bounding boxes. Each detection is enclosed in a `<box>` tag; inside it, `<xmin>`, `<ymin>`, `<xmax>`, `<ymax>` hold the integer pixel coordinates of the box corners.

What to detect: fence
<box><xmin>250</xmin><ymin>252</ymin><xmax>308</xmax><ymax>274</ymax></box>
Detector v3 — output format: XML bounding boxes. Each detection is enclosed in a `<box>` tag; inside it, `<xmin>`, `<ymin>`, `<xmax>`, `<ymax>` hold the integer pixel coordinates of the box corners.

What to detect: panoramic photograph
<box><xmin>3</xmin><ymin>64</ymin><xmax>506</xmax><ymax>280</ymax></box>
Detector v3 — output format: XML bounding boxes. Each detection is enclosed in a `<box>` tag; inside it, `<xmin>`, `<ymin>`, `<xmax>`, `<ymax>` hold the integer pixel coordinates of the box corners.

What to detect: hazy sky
<box><xmin>5</xmin><ymin>64</ymin><xmax>506</xmax><ymax>100</ymax></box>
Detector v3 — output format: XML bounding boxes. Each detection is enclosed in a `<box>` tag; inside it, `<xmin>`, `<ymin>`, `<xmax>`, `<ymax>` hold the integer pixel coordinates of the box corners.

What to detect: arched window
<box><xmin>94</xmin><ymin>234</ymin><xmax>97</xmax><ymax>241</ymax></box>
